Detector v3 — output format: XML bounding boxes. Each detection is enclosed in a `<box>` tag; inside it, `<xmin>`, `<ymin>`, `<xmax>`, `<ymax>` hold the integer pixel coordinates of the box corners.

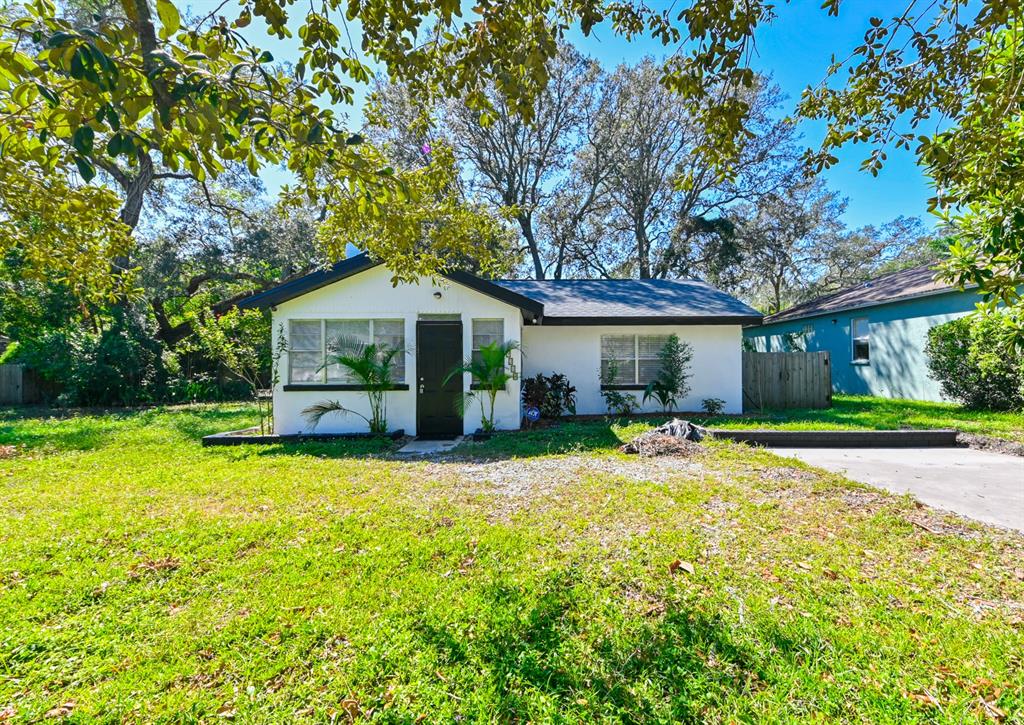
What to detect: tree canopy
<box><xmin>1</xmin><ymin>0</ymin><xmax>1022</xmax><ymax>346</ymax></box>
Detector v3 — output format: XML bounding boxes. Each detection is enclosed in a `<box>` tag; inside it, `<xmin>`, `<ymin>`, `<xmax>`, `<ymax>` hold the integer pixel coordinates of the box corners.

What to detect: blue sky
<box><xmin>188</xmin><ymin>1</ymin><xmax>934</xmax><ymax>230</ymax></box>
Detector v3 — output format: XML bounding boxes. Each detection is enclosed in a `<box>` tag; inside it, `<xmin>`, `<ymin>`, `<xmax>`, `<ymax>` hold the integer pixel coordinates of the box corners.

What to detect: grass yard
<box><xmin>1</xmin><ymin>404</ymin><xmax>1022</xmax><ymax>722</ymax></box>
<box><xmin>705</xmin><ymin>395</ymin><xmax>1024</xmax><ymax>442</ymax></box>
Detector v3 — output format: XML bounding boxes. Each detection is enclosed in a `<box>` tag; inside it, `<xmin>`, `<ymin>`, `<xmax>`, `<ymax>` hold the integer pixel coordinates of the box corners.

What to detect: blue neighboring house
<box><xmin>743</xmin><ymin>263</ymin><xmax>979</xmax><ymax>402</ymax></box>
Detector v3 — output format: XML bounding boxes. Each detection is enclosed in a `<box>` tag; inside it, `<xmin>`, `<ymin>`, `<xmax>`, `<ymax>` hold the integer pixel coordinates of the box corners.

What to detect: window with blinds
<box><xmin>600</xmin><ymin>334</ymin><xmax>671</xmax><ymax>385</ymax></box>
<box><xmin>289</xmin><ymin>319</ymin><xmax>405</xmax><ymax>383</ymax></box>
<box><xmin>472</xmin><ymin>319</ymin><xmax>504</xmax><ymax>364</ymax></box>
<box><xmin>289</xmin><ymin>320</ymin><xmax>322</xmax><ymax>383</ymax></box>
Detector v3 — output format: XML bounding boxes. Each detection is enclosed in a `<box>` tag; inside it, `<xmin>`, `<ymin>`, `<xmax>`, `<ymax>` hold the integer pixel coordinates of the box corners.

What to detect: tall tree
<box><xmin>441</xmin><ymin>45</ymin><xmax>607</xmax><ymax>278</ymax></box>
<box><xmin>799</xmin><ymin>3</ymin><xmax>1024</xmax><ymax>338</ymax></box>
<box><xmin>599</xmin><ymin>61</ymin><xmax>799</xmax><ymax>279</ymax></box>
<box><xmin>734</xmin><ymin>178</ymin><xmax>846</xmax><ymax>313</ymax></box>
<box><xmin>1</xmin><ymin>0</ymin><xmax>783</xmax><ymax>299</ymax></box>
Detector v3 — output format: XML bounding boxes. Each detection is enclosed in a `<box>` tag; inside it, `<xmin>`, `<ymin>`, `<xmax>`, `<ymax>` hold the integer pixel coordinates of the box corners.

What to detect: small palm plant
<box><xmin>302</xmin><ymin>338</ymin><xmax>404</xmax><ymax>435</ymax></box>
<box><xmin>443</xmin><ymin>340</ymin><xmax>520</xmax><ymax>433</ymax></box>
<box><xmin>642</xmin><ymin>334</ymin><xmax>694</xmax><ymax>412</ymax></box>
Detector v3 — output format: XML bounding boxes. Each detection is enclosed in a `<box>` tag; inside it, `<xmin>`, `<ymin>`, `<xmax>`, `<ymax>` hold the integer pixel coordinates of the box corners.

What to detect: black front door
<box><xmin>416</xmin><ymin>321</ymin><xmax>463</xmax><ymax>438</ymax></box>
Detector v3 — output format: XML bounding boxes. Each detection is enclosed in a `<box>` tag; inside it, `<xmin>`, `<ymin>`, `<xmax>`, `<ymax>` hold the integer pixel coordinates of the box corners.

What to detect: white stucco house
<box><xmin>237</xmin><ymin>254</ymin><xmax>762</xmax><ymax>437</ymax></box>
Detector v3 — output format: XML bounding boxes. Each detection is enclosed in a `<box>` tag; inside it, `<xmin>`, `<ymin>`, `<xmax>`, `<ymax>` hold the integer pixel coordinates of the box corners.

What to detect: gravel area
<box><xmin>419</xmin><ymin>454</ymin><xmax>704</xmax><ymax>498</ymax></box>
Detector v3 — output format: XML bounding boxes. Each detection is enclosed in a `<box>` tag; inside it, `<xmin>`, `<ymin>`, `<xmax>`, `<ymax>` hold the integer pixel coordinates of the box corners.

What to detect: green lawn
<box><xmin>706</xmin><ymin>395</ymin><xmax>1024</xmax><ymax>442</ymax></box>
<box><xmin>1</xmin><ymin>405</ymin><xmax>1022</xmax><ymax>722</ymax></box>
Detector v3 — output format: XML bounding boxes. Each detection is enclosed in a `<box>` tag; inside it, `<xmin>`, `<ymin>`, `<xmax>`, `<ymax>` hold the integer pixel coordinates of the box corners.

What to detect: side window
<box><xmin>289</xmin><ymin>320</ymin><xmax>322</xmax><ymax>383</ymax></box>
<box><xmin>472</xmin><ymin>319</ymin><xmax>504</xmax><ymax>365</ymax></box>
<box><xmin>851</xmin><ymin>317</ymin><xmax>870</xmax><ymax>362</ymax></box>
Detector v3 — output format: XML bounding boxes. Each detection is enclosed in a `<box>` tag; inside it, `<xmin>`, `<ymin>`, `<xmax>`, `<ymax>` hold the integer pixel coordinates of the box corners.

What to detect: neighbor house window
<box><xmin>601</xmin><ymin>334</ymin><xmax>670</xmax><ymax>385</ymax></box>
<box><xmin>851</xmin><ymin>317</ymin><xmax>870</xmax><ymax>363</ymax></box>
<box><xmin>289</xmin><ymin>319</ymin><xmax>405</xmax><ymax>383</ymax></box>
<box><xmin>472</xmin><ymin>319</ymin><xmax>504</xmax><ymax>364</ymax></box>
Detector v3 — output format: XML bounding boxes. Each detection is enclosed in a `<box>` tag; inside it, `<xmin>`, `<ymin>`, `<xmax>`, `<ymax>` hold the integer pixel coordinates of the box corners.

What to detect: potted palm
<box><xmin>444</xmin><ymin>340</ymin><xmax>519</xmax><ymax>438</ymax></box>
<box><xmin>302</xmin><ymin>339</ymin><xmax>404</xmax><ymax>436</ymax></box>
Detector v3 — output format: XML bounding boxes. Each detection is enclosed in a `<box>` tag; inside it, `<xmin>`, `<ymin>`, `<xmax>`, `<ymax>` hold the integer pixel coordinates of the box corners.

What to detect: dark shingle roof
<box><xmin>236</xmin><ymin>253</ymin><xmax>761</xmax><ymax>325</ymax></box>
<box><xmin>496</xmin><ymin>278</ymin><xmax>762</xmax><ymax>324</ymax></box>
<box><xmin>764</xmin><ymin>263</ymin><xmax>960</xmax><ymax>323</ymax></box>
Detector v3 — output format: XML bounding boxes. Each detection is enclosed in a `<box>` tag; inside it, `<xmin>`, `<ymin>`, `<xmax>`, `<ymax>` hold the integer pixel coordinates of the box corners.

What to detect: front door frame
<box><xmin>415</xmin><ymin>320</ymin><xmax>464</xmax><ymax>438</ymax></box>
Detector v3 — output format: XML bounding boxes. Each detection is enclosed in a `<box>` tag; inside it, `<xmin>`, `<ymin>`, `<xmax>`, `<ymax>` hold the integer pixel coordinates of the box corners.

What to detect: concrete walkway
<box><xmin>773</xmin><ymin>447</ymin><xmax>1024</xmax><ymax>532</ymax></box>
<box><xmin>396</xmin><ymin>437</ymin><xmax>463</xmax><ymax>456</ymax></box>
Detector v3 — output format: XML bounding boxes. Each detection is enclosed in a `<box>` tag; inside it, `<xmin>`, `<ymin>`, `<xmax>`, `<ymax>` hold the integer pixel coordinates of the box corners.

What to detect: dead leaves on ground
<box><xmin>127</xmin><ymin>556</ymin><xmax>181</xmax><ymax>580</ymax></box>
<box><xmin>668</xmin><ymin>559</ymin><xmax>694</xmax><ymax>575</ymax></box>
<box><xmin>904</xmin><ymin>669</ymin><xmax>1010</xmax><ymax>722</ymax></box>
<box><xmin>44</xmin><ymin>701</ymin><xmax>75</xmax><ymax>719</ymax></box>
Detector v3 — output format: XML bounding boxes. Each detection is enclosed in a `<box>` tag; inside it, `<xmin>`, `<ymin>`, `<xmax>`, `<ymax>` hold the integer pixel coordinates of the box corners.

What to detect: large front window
<box><xmin>288</xmin><ymin>319</ymin><xmax>405</xmax><ymax>384</ymax></box>
<box><xmin>601</xmin><ymin>334</ymin><xmax>671</xmax><ymax>385</ymax></box>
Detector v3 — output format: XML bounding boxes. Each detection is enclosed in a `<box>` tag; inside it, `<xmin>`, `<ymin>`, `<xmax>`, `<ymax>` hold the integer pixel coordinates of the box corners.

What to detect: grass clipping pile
<box><xmin>620</xmin><ymin>419</ymin><xmax>708</xmax><ymax>458</ymax></box>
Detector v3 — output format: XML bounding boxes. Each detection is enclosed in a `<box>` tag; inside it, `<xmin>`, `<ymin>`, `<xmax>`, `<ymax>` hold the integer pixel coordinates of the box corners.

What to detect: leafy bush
<box><xmin>643</xmin><ymin>334</ymin><xmax>694</xmax><ymax>412</ymax></box>
<box><xmin>925</xmin><ymin>314</ymin><xmax>1024</xmax><ymax>410</ymax></box>
<box><xmin>522</xmin><ymin>373</ymin><xmax>577</xmax><ymax>419</ymax></box>
<box><xmin>701</xmin><ymin>397</ymin><xmax>726</xmax><ymax>415</ymax></box>
<box><xmin>599</xmin><ymin>360</ymin><xmax>639</xmax><ymax>416</ymax></box>
<box><xmin>13</xmin><ymin>310</ymin><xmax>167</xmax><ymax>406</ymax></box>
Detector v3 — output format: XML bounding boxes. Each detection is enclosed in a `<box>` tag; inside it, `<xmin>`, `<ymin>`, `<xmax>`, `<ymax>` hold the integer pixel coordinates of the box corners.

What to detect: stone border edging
<box><xmin>202</xmin><ymin>428</ymin><xmax>405</xmax><ymax>446</ymax></box>
<box><xmin>710</xmin><ymin>428</ymin><xmax>959</xmax><ymax>448</ymax></box>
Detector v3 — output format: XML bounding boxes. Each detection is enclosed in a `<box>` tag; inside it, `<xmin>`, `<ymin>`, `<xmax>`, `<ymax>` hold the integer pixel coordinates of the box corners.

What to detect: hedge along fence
<box><xmin>742</xmin><ymin>351</ymin><xmax>832</xmax><ymax>411</ymax></box>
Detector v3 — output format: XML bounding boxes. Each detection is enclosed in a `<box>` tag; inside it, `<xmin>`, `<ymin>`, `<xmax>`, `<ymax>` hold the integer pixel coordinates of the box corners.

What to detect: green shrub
<box><xmin>13</xmin><ymin>310</ymin><xmax>167</xmax><ymax>407</ymax></box>
<box><xmin>642</xmin><ymin>334</ymin><xmax>694</xmax><ymax>412</ymax></box>
<box><xmin>599</xmin><ymin>360</ymin><xmax>639</xmax><ymax>416</ymax></box>
<box><xmin>925</xmin><ymin>314</ymin><xmax>1024</xmax><ymax>410</ymax></box>
<box><xmin>521</xmin><ymin>373</ymin><xmax>577</xmax><ymax>419</ymax></box>
<box><xmin>701</xmin><ymin>397</ymin><xmax>726</xmax><ymax>416</ymax></box>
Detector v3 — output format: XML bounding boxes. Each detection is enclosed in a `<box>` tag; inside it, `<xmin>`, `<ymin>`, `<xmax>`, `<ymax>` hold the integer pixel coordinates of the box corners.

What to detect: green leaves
<box><xmin>156</xmin><ymin>0</ymin><xmax>181</xmax><ymax>39</ymax></box>
<box><xmin>74</xmin><ymin>156</ymin><xmax>96</xmax><ymax>182</ymax></box>
<box><xmin>72</xmin><ymin>125</ymin><xmax>94</xmax><ymax>155</ymax></box>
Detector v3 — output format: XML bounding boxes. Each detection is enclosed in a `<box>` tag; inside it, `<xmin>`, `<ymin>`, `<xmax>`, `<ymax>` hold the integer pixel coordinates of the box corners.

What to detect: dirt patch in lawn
<box><xmin>958</xmin><ymin>433</ymin><xmax>1024</xmax><ymax>457</ymax></box>
<box><xmin>421</xmin><ymin>455</ymin><xmax>702</xmax><ymax>498</ymax></box>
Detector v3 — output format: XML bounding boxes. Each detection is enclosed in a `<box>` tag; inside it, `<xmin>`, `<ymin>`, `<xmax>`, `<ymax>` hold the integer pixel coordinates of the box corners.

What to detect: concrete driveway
<box><xmin>772</xmin><ymin>447</ymin><xmax>1024</xmax><ymax>532</ymax></box>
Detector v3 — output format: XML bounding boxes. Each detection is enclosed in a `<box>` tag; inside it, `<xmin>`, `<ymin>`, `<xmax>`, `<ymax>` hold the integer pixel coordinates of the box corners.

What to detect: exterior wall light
<box><xmin>433</xmin><ymin>291</ymin><xmax>442</xmax><ymax>299</ymax></box>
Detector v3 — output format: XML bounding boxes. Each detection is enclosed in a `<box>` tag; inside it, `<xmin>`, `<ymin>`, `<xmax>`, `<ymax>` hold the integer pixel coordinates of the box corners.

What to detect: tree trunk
<box><xmin>118</xmin><ymin>152</ymin><xmax>154</xmax><ymax>230</ymax></box>
<box><xmin>635</xmin><ymin>222</ymin><xmax>651</xmax><ymax>279</ymax></box>
<box><xmin>517</xmin><ymin>213</ymin><xmax>545</xmax><ymax>280</ymax></box>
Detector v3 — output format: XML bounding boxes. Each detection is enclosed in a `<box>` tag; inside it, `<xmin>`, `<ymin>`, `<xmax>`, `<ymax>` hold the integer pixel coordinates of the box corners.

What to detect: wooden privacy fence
<box><xmin>742</xmin><ymin>351</ymin><xmax>832</xmax><ymax>410</ymax></box>
<box><xmin>0</xmin><ymin>364</ymin><xmax>41</xmax><ymax>405</ymax></box>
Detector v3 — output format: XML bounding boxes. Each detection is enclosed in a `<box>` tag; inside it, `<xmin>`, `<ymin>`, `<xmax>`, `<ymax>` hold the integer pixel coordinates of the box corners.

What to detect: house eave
<box><xmin>759</xmin><ymin>285</ymin><xmax>971</xmax><ymax>326</ymax></box>
<box><xmin>540</xmin><ymin>314</ymin><xmax>763</xmax><ymax>326</ymax></box>
<box><xmin>236</xmin><ymin>256</ymin><xmax>544</xmax><ymax>321</ymax></box>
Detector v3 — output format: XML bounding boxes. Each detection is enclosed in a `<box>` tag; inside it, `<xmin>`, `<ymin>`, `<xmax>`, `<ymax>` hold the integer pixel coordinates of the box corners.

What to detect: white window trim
<box><xmin>288</xmin><ymin>318</ymin><xmax>405</xmax><ymax>384</ymax></box>
<box><xmin>851</xmin><ymin>317</ymin><xmax>870</xmax><ymax>364</ymax></box>
<box><xmin>288</xmin><ymin>319</ymin><xmax>324</xmax><ymax>385</ymax></box>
